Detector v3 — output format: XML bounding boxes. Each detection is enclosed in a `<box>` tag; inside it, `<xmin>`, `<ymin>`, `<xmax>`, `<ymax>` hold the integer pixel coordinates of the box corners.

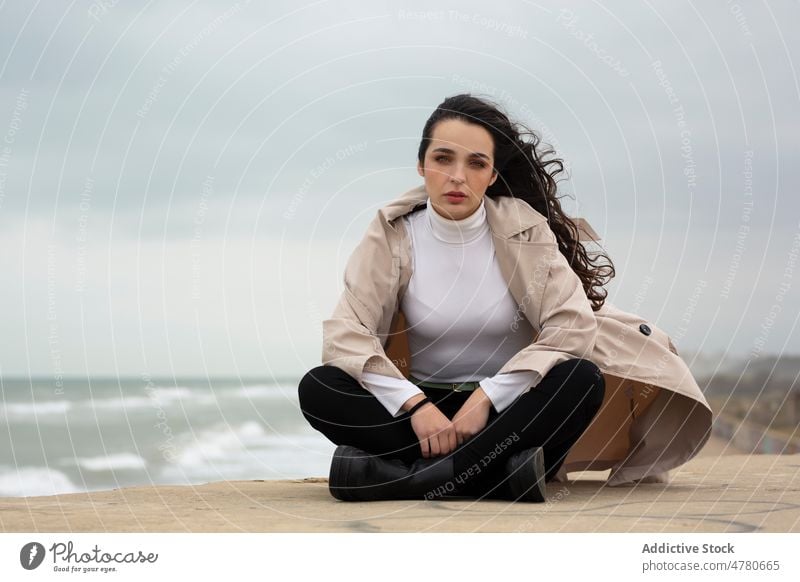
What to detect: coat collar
<box><xmin>379</xmin><ymin>184</ymin><xmax>548</xmax><ymax>239</ymax></box>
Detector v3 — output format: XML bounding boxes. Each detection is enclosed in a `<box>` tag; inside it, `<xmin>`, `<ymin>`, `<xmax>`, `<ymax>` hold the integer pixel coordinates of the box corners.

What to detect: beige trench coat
<box><xmin>322</xmin><ymin>185</ymin><xmax>712</xmax><ymax>486</ymax></box>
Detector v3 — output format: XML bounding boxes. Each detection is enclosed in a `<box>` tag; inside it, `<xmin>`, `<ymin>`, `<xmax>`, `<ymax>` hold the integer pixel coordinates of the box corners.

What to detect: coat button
<box><xmin>639</xmin><ymin>323</ymin><xmax>652</xmax><ymax>336</ymax></box>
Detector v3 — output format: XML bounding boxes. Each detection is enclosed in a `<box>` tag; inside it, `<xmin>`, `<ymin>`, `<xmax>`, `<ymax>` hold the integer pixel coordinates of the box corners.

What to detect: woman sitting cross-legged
<box><xmin>298</xmin><ymin>93</ymin><xmax>610</xmax><ymax>502</ymax></box>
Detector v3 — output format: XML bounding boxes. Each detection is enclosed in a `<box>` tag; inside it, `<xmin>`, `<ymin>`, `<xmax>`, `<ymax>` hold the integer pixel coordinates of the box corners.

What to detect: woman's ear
<box><xmin>417</xmin><ymin>161</ymin><xmax>424</xmax><ymax>177</ymax></box>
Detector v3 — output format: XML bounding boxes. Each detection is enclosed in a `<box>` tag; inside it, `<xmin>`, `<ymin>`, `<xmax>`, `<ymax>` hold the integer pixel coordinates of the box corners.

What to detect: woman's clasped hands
<box><xmin>405</xmin><ymin>389</ymin><xmax>493</xmax><ymax>458</ymax></box>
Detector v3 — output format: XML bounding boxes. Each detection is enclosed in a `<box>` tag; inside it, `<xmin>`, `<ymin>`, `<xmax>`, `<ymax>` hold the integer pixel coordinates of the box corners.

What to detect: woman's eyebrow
<box><xmin>431</xmin><ymin>147</ymin><xmax>490</xmax><ymax>160</ymax></box>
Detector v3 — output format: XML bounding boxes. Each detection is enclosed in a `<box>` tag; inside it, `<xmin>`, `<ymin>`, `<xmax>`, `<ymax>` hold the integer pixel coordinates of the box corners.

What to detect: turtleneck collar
<box><xmin>425</xmin><ymin>197</ymin><xmax>489</xmax><ymax>244</ymax></box>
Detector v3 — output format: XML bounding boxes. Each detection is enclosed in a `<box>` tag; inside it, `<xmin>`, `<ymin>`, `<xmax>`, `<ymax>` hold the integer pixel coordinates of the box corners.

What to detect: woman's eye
<box><xmin>434</xmin><ymin>155</ymin><xmax>486</xmax><ymax>168</ymax></box>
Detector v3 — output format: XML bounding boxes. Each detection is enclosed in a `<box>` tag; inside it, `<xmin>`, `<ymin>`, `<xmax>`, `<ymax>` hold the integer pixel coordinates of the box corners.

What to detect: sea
<box><xmin>0</xmin><ymin>376</ymin><xmax>335</xmax><ymax>498</ymax></box>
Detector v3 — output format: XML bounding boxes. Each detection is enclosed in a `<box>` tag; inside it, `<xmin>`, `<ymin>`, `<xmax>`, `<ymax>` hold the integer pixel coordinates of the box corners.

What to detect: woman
<box><xmin>299</xmin><ymin>94</ymin><xmax>712</xmax><ymax>503</ymax></box>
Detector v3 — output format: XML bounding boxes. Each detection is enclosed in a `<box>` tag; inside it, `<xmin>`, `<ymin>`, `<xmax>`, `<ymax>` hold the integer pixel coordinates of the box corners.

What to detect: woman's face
<box><xmin>417</xmin><ymin>118</ymin><xmax>498</xmax><ymax>221</ymax></box>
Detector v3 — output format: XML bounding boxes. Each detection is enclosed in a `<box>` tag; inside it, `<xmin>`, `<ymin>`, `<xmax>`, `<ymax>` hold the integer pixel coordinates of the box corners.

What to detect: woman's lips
<box><xmin>444</xmin><ymin>193</ymin><xmax>467</xmax><ymax>202</ymax></box>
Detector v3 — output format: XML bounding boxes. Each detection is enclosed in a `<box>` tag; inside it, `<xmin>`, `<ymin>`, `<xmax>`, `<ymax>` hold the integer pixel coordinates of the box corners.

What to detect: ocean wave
<box><xmin>173</xmin><ymin>421</ymin><xmax>269</xmax><ymax>467</ymax></box>
<box><xmin>85</xmin><ymin>392</ymin><xmax>219</xmax><ymax>410</ymax></box>
<box><xmin>0</xmin><ymin>467</ymin><xmax>81</xmax><ymax>497</ymax></box>
<box><xmin>232</xmin><ymin>385</ymin><xmax>298</xmax><ymax>400</ymax></box>
<box><xmin>0</xmin><ymin>384</ymin><xmax>298</xmax><ymax>418</ymax></box>
<box><xmin>1</xmin><ymin>400</ymin><xmax>71</xmax><ymax>416</ymax></box>
<box><xmin>84</xmin><ymin>385</ymin><xmax>211</xmax><ymax>409</ymax></box>
<box><xmin>73</xmin><ymin>453</ymin><xmax>147</xmax><ymax>472</ymax></box>
<box><xmin>155</xmin><ymin>422</ymin><xmax>334</xmax><ymax>480</ymax></box>
<box><xmin>0</xmin><ymin>391</ymin><xmax>220</xmax><ymax>417</ymax></box>
<box><xmin>157</xmin><ymin>427</ymin><xmax>335</xmax><ymax>482</ymax></box>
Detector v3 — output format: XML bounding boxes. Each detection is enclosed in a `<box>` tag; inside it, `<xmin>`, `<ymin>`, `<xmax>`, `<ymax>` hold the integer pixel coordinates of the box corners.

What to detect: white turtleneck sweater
<box><xmin>360</xmin><ymin>197</ymin><xmax>541</xmax><ymax>417</ymax></box>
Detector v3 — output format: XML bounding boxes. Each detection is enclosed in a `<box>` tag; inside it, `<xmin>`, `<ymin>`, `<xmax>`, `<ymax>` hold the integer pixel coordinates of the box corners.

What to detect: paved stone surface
<box><xmin>2</xmin><ymin>440</ymin><xmax>798</xmax><ymax>533</ymax></box>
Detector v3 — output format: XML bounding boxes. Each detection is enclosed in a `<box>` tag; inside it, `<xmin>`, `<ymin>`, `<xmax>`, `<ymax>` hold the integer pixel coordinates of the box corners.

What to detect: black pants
<box><xmin>298</xmin><ymin>358</ymin><xmax>605</xmax><ymax>492</ymax></box>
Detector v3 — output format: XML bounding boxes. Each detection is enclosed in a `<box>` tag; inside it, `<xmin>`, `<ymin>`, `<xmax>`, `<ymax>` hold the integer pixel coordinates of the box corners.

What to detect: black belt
<box><xmin>408</xmin><ymin>374</ymin><xmax>481</xmax><ymax>392</ymax></box>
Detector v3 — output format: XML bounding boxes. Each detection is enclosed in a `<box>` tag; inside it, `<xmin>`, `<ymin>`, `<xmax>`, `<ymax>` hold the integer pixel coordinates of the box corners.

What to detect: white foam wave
<box><xmin>85</xmin><ymin>392</ymin><xmax>219</xmax><ymax>410</ymax></box>
<box><xmin>234</xmin><ymin>385</ymin><xmax>297</xmax><ymax>400</ymax></box>
<box><xmin>88</xmin><ymin>396</ymin><xmax>153</xmax><ymax>409</ymax></box>
<box><xmin>157</xmin><ymin>430</ymin><xmax>335</xmax><ymax>482</ymax></box>
<box><xmin>1</xmin><ymin>401</ymin><xmax>71</xmax><ymax>416</ymax></box>
<box><xmin>1</xmin><ymin>385</ymin><xmax>294</xmax><ymax>419</ymax></box>
<box><xmin>158</xmin><ymin>422</ymin><xmax>334</xmax><ymax>480</ymax></box>
<box><xmin>151</xmin><ymin>386</ymin><xmax>195</xmax><ymax>398</ymax></box>
<box><xmin>86</xmin><ymin>386</ymin><xmax>208</xmax><ymax>409</ymax></box>
<box><xmin>0</xmin><ymin>467</ymin><xmax>81</xmax><ymax>497</ymax></box>
<box><xmin>173</xmin><ymin>421</ymin><xmax>268</xmax><ymax>467</ymax></box>
<box><xmin>74</xmin><ymin>453</ymin><xmax>147</xmax><ymax>472</ymax></box>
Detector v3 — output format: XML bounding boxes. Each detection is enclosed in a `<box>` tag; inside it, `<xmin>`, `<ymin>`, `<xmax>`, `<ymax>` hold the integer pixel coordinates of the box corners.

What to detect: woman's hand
<box><xmin>403</xmin><ymin>395</ymin><xmax>458</xmax><ymax>458</ymax></box>
<box><xmin>452</xmin><ymin>387</ymin><xmax>493</xmax><ymax>445</ymax></box>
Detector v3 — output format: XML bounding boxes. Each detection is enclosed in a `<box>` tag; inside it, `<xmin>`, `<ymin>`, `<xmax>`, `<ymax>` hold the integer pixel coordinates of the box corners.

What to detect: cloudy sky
<box><xmin>0</xmin><ymin>0</ymin><xmax>798</xmax><ymax>379</ymax></box>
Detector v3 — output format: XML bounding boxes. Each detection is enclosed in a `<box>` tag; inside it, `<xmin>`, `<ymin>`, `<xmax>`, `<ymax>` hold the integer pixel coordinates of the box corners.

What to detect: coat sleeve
<box><xmin>361</xmin><ymin>371</ymin><xmax>424</xmax><ymax>417</ymax></box>
<box><xmin>321</xmin><ymin>213</ymin><xmax>408</xmax><ymax>386</ymax></box>
<box><xmin>479</xmin><ymin>369</ymin><xmax>541</xmax><ymax>413</ymax></box>
<box><xmin>495</xmin><ymin>226</ymin><xmax>599</xmax><ymax>381</ymax></box>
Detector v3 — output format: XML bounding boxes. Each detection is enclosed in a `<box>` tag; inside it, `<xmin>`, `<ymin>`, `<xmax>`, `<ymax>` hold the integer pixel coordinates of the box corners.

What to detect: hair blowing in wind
<box><xmin>417</xmin><ymin>93</ymin><xmax>615</xmax><ymax>311</ymax></box>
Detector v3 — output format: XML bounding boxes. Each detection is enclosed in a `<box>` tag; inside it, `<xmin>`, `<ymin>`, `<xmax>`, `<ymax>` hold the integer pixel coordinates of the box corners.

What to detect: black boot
<box><xmin>453</xmin><ymin>446</ymin><xmax>547</xmax><ymax>502</ymax></box>
<box><xmin>503</xmin><ymin>446</ymin><xmax>547</xmax><ymax>502</ymax></box>
<box><xmin>328</xmin><ymin>445</ymin><xmax>458</xmax><ymax>501</ymax></box>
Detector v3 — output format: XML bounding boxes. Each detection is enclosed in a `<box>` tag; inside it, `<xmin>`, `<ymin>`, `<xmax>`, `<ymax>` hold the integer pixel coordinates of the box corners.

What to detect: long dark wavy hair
<box><xmin>417</xmin><ymin>93</ymin><xmax>615</xmax><ymax>311</ymax></box>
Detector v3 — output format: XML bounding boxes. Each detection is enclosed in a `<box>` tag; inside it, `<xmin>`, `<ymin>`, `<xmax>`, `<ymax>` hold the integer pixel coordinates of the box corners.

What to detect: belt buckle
<box><xmin>452</xmin><ymin>382</ymin><xmax>462</xmax><ymax>392</ymax></box>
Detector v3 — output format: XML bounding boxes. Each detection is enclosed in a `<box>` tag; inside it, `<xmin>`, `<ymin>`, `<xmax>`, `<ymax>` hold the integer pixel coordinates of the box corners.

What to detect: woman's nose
<box><xmin>450</xmin><ymin>163</ymin><xmax>467</xmax><ymax>183</ymax></box>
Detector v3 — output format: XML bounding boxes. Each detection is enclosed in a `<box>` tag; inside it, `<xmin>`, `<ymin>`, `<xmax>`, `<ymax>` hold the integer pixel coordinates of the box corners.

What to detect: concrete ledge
<box><xmin>2</xmin><ymin>449</ymin><xmax>798</xmax><ymax>533</ymax></box>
